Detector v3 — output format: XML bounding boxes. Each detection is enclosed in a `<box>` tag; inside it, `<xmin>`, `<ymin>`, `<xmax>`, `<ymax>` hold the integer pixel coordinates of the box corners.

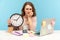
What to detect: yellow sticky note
<box><xmin>42</xmin><ymin>21</ymin><xmax>46</xmax><ymax>27</ymax></box>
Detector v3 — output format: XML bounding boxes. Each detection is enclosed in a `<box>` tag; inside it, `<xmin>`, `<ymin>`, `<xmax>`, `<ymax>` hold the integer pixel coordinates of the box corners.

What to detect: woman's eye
<box><xmin>30</xmin><ymin>8</ymin><xmax>32</xmax><ymax>10</ymax></box>
<box><xmin>26</xmin><ymin>8</ymin><xmax>32</xmax><ymax>10</ymax></box>
<box><xmin>26</xmin><ymin>8</ymin><xmax>28</xmax><ymax>10</ymax></box>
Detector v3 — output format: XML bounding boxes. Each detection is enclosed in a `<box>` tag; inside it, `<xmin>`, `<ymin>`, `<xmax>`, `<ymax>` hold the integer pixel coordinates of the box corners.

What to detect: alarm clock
<box><xmin>10</xmin><ymin>13</ymin><xmax>24</xmax><ymax>30</ymax></box>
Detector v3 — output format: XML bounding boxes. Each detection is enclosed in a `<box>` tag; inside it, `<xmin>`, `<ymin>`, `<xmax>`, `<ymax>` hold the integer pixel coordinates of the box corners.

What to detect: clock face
<box><xmin>10</xmin><ymin>14</ymin><xmax>23</xmax><ymax>27</ymax></box>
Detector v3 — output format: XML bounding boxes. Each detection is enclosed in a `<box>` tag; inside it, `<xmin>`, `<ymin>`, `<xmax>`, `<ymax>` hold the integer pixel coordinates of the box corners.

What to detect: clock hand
<box><xmin>16</xmin><ymin>16</ymin><xmax>20</xmax><ymax>21</ymax></box>
<box><xmin>13</xmin><ymin>18</ymin><xmax>17</xmax><ymax>21</ymax></box>
<box><xmin>13</xmin><ymin>16</ymin><xmax>20</xmax><ymax>21</ymax></box>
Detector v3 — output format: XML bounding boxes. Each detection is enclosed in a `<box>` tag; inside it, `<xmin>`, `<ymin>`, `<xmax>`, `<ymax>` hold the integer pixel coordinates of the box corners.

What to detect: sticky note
<box><xmin>42</xmin><ymin>21</ymin><xmax>46</xmax><ymax>27</ymax></box>
<box><xmin>47</xmin><ymin>24</ymin><xmax>52</xmax><ymax>30</ymax></box>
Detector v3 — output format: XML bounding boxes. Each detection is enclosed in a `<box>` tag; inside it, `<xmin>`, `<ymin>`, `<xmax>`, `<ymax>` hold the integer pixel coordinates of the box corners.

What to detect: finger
<box><xmin>30</xmin><ymin>12</ymin><xmax>33</xmax><ymax>16</ymax></box>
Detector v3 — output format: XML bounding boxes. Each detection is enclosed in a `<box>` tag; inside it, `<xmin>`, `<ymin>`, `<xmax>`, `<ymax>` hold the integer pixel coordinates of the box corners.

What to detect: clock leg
<box><xmin>19</xmin><ymin>26</ymin><xmax>23</xmax><ymax>30</ymax></box>
<box><xmin>13</xmin><ymin>27</ymin><xmax>19</xmax><ymax>30</ymax></box>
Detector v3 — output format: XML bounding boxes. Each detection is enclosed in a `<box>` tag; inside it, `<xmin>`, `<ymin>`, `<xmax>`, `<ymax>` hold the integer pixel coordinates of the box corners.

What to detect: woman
<box><xmin>8</xmin><ymin>2</ymin><xmax>37</xmax><ymax>33</ymax></box>
<box><xmin>21</xmin><ymin>2</ymin><xmax>37</xmax><ymax>32</ymax></box>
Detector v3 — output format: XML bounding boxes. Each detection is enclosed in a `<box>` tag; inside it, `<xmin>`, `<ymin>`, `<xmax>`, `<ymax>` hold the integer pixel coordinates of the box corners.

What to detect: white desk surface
<box><xmin>0</xmin><ymin>30</ymin><xmax>60</xmax><ymax>40</ymax></box>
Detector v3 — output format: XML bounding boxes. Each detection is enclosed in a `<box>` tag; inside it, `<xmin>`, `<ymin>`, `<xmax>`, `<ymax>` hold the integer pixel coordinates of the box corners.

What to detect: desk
<box><xmin>0</xmin><ymin>30</ymin><xmax>60</xmax><ymax>40</ymax></box>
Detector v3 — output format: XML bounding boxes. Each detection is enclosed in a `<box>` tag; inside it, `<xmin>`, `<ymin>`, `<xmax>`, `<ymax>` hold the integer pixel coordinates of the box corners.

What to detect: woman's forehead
<box><xmin>25</xmin><ymin>5</ymin><xmax>32</xmax><ymax>8</ymax></box>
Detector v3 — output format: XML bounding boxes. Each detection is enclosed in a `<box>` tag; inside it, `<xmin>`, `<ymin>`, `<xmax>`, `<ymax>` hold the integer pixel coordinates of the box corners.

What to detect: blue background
<box><xmin>0</xmin><ymin>0</ymin><xmax>60</xmax><ymax>31</ymax></box>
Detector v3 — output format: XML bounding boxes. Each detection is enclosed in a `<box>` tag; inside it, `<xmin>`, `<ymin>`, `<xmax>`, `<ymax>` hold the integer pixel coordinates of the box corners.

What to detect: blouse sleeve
<box><xmin>31</xmin><ymin>16</ymin><xmax>37</xmax><ymax>31</ymax></box>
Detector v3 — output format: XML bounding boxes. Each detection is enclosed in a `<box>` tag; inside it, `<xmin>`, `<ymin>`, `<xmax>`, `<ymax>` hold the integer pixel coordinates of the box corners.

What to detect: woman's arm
<box><xmin>8</xmin><ymin>19</ymin><xmax>11</xmax><ymax>25</ymax></box>
<box><xmin>7</xmin><ymin>19</ymin><xmax>12</xmax><ymax>27</ymax></box>
<box><xmin>28</xmin><ymin>17</ymin><xmax>37</xmax><ymax>31</ymax></box>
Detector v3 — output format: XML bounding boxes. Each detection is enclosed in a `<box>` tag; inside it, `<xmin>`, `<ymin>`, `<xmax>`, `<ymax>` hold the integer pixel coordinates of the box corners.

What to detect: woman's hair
<box><xmin>21</xmin><ymin>2</ymin><xmax>36</xmax><ymax>17</ymax></box>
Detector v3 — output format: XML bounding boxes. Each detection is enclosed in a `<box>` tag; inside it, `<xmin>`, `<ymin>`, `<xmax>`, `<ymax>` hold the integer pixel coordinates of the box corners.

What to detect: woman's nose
<box><xmin>28</xmin><ymin>10</ymin><xmax>31</xmax><ymax>12</ymax></box>
<box><xmin>27</xmin><ymin>12</ymin><xmax>30</xmax><ymax>14</ymax></box>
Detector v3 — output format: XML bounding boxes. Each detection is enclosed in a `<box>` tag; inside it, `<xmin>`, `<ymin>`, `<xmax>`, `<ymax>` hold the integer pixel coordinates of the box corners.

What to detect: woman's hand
<box><xmin>25</xmin><ymin>12</ymin><xmax>33</xmax><ymax>25</ymax></box>
<box><xmin>27</xmin><ymin>12</ymin><xmax>33</xmax><ymax>17</ymax></box>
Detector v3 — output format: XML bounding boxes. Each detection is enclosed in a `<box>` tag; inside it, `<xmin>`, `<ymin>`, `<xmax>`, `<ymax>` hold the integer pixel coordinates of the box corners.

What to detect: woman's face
<box><xmin>24</xmin><ymin>5</ymin><xmax>33</xmax><ymax>17</ymax></box>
